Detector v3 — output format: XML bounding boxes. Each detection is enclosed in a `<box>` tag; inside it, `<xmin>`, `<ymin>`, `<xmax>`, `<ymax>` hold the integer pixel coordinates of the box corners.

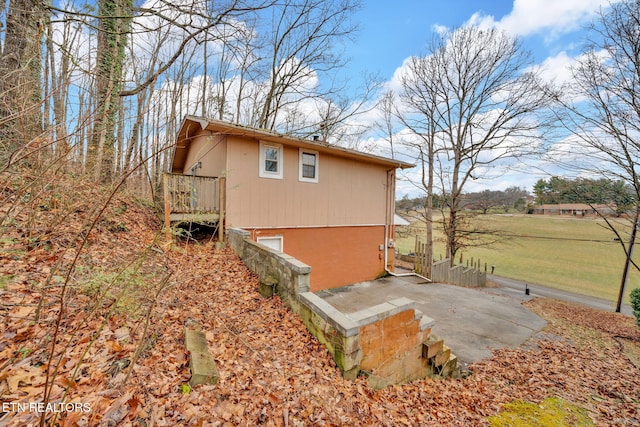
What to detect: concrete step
<box><xmin>432</xmin><ymin>344</ymin><xmax>451</xmax><ymax>367</ymax></box>
<box><xmin>422</xmin><ymin>335</ymin><xmax>444</xmax><ymax>359</ymax></box>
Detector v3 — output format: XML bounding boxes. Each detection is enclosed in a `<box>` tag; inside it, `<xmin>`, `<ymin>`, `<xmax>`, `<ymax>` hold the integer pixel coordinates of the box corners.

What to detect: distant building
<box><xmin>394</xmin><ymin>213</ymin><xmax>410</xmax><ymax>226</ymax></box>
<box><xmin>532</xmin><ymin>203</ymin><xmax>617</xmax><ymax>217</ymax></box>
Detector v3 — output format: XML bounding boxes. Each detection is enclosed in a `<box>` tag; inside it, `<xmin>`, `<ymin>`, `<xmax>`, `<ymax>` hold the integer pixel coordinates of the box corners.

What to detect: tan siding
<box><xmin>225</xmin><ymin>136</ymin><xmax>389</xmax><ymax>228</ymax></box>
<box><xmin>182</xmin><ymin>131</ymin><xmax>227</xmax><ymax>177</ymax></box>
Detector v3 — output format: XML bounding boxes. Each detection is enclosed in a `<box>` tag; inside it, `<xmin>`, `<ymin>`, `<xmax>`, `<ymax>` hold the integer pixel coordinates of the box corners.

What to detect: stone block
<box><xmin>419</xmin><ymin>327</ymin><xmax>432</xmax><ymax>343</ymax></box>
<box><xmin>366</xmin><ymin>343</ymin><xmax>432</xmax><ymax>389</ymax></box>
<box><xmin>432</xmin><ymin>345</ymin><xmax>451</xmax><ymax>367</ymax></box>
<box><xmin>342</xmin><ymin>366</ymin><xmax>360</xmax><ymax>381</ymax></box>
<box><xmin>259</xmin><ymin>275</ymin><xmax>278</xmax><ymax>298</ymax></box>
<box><xmin>335</xmin><ymin>346</ymin><xmax>362</xmax><ymax>373</ymax></box>
<box><xmin>440</xmin><ymin>354</ymin><xmax>458</xmax><ymax>377</ymax></box>
<box><xmin>422</xmin><ymin>335</ymin><xmax>444</xmax><ymax>359</ymax></box>
<box><xmin>382</xmin><ymin>309</ymin><xmax>416</xmax><ymax>330</ymax></box>
<box><xmin>387</xmin><ymin>297</ymin><xmax>416</xmax><ymax>312</ymax></box>
<box><xmin>419</xmin><ymin>315</ymin><xmax>435</xmax><ymax>331</ymax></box>
<box><xmin>341</xmin><ymin>334</ymin><xmax>360</xmax><ymax>355</ymax></box>
<box><xmin>185</xmin><ymin>324</ymin><xmax>219</xmax><ymax>387</ymax></box>
<box><xmin>383</xmin><ymin>325</ymin><xmax>414</xmax><ymax>350</ymax></box>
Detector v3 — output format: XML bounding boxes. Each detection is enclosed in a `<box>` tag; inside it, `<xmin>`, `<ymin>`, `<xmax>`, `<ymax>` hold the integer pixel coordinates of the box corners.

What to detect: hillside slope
<box><xmin>1</xmin><ymin>175</ymin><xmax>639</xmax><ymax>426</ymax></box>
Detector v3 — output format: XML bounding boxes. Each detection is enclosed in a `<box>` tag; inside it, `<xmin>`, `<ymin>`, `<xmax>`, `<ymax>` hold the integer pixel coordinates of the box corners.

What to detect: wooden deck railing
<box><xmin>163</xmin><ymin>173</ymin><xmax>226</xmax><ymax>241</ymax></box>
<box><xmin>163</xmin><ymin>173</ymin><xmax>222</xmax><ymax>213</ymax></box>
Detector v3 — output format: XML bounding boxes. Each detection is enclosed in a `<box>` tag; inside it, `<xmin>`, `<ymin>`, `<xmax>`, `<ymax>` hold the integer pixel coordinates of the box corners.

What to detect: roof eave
<box><xmin>177</xmin><ymin>115</ymin><xmax>415</xmax><ymax>170</ymax></box>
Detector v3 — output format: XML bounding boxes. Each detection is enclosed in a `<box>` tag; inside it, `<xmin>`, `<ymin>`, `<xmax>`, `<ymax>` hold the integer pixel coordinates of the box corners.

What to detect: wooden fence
<box><xmin>431</xmin><ymin>259</ymin><xmax>486</xmax><ymax>287</ymax></box>
<box><xmin>413</xmin><ymin>237</ymin><xmax>486</xmax><ymax>287</ymax></box>
<box><xmin>414</xmin><ymin>235</ymin><xmax>430</xmax><ymax>277</ymax></box>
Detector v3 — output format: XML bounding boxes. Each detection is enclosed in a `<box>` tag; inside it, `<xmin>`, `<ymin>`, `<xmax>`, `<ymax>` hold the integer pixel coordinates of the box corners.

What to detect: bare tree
<box><xmin>0</xmin><ymin>0</ymin><xmax>46</xmax><ymax>167</ymax></box>
<box><xmin>559</xmin><ymin>0</ymin><xmax>640</xmax><ymax>311</ymax></box>
<box><xmin>399</xmin><ymin>26</ymin><xmax>555</xmax><ymax>265</ymax></box>
<box><xmin>398</xmin><ymin>56</ymin><xmax>441</xmax><ymax>276</ymax></box>
<box><xmin>376</xmin><ymin>90</ymin><xmax>398</xmax><ymax>158</ymax></box>
<box><xmin>3</xmin><ymin>0</ymin><xmax>367</xmax><ymax>185</ymax></box>
<box><xmin>255</xmin><ymin>0</ymin><xmax>360</xmax><ymax>131</ymax></box>
<box><xmin>89</xmin><ymin>0</ymin><xmax>134</xmax><ymax>182</ymax></box>
<box><xmin>462</xmin><ymin>187</ymin><xmax>528</xmax><ymax>213</ymax></box>
<box><xmin>45</xmin><ymin>6</ymin><xmax>87</xmax><ymax>162</ymax></box>
<box><xmin>306</xmin><ymin>76</ymin><xmax>380</xmax><ymax>147</ymax></box>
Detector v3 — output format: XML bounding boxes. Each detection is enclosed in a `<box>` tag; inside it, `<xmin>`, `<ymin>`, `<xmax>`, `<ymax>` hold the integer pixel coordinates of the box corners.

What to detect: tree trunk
<box><xmin>90</xmin><ymin>0</ymin><xmax>133</xmax><ymax>182</ymax></box>
<box><xmin>421</xmin><ymin>149</ymin><xmax>434</xmax><ymax>277</ymax></box>
<box><xmin>616</xmin><ymin>206</ymin><xmax>639</xmax><ymax>312</ymax></box>
<box><xmin>0</xmin><ymin>0</ymin><xmax>45</xmax><ymax>166</ymax></box>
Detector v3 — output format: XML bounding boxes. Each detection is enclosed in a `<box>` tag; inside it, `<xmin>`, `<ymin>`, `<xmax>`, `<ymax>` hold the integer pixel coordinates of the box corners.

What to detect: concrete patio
<box><xmin>317</xmin><ymin>274</ymin><xmax>548</xmax><ymax>367</ymax></box>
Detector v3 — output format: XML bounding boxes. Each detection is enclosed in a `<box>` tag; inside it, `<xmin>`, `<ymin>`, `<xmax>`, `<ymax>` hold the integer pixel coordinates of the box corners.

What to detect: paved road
<box><xmin>488</xmin><ymin>274</ymin><xmax>634</xmax><ymax>316</ymax></box>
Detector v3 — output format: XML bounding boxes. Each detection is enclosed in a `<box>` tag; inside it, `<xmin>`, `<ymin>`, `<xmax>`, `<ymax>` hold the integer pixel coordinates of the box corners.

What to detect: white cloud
<box><xmin>432</xmin><ymin>24</ymin><xmax>449</xmax><ymax>36</ymax></box>
<box><xmin>537</xmin><ymin>51</ymin><xmax>575</xmax><ymax>85</ymax></box>
<box><xmin>467</xmin><ymin>0</ymin><xmax>620</xmax><ymax>39</ymax></box>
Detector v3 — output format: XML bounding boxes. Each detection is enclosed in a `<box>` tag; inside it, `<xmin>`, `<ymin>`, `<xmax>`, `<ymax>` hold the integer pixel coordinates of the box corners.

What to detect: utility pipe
<box><xmin>384</xmin><ymin>169</ymin><xmax>431</xmax><ymax>282</ymax></box>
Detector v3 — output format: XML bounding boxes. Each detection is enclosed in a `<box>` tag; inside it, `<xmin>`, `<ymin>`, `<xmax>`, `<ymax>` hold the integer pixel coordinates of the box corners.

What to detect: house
<box><xmin>166</xmin><ymin>116</ymin><xmax>414</xmax><ymax>292</ymax></box>
<box><xmin>531</xmin><ymin>203</ymin><xmax>617</xmax><ymax>217</ymax></box>
<box><xmin>394</xmin><ymin>213</ymin><xmax>411</xmax><ymax>227</ymax></box>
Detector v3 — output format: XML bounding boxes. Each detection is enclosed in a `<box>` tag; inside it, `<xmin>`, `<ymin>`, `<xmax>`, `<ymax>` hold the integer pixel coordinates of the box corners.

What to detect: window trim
<box><xmin>259</xmin><ymin>141</ymin><xmax>283</xmax><ymax>179</ymax></box>
<box><xmin>298</xmin><ymin>148</ymin><xmax>319</xmax><ymax>183</ymax></box>
<box><xmin>257</xmin><ymin>235</ymin><xmax>283</xmax><ymax>252</ymax></box>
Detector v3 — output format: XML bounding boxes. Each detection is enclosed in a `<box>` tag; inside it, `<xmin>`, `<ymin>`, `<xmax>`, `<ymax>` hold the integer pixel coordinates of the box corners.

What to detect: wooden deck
<box><xmin>168</xmin><ymin>212</ymin><xmax>220</xmax><ymax>223</ymax></box>
<box><xmin>163</xmin><ymin>173</ymin><xmax>226</xmax><ymax>240</ymax></box>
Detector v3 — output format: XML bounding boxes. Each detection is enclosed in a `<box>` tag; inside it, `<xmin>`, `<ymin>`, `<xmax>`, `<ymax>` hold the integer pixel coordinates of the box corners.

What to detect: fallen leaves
<box><xmin>1</xmin><ymin>174</ymin><xmax>639</xmax><ymax>426</ymax></box>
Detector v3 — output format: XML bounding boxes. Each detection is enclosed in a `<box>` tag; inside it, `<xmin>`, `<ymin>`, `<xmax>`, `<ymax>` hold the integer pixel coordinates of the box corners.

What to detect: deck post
<box><xmin>163</xmin><ymin>173</ymin><xmax>172</xmax><ymax>242</ymax></box>
<box><xmin>219</xmin><ymin>177</ymin><xmax>226</xmax><ymax>243</ymax></box>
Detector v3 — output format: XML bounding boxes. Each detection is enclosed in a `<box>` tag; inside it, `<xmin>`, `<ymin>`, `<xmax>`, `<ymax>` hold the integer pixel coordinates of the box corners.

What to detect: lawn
<box><xmin>395</xmin><ymin>213</ymin><xmax>640</xmax><ymax>304</ymax></box>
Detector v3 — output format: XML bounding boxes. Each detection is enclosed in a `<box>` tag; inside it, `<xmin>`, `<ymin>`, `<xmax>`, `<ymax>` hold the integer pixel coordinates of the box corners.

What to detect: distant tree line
<box><xmin>396</xmin><ymin>186</ymin><xmax>529</xmax><ymax>215</ymax></box>
<box><xmin>533</xmin><ymin>177</ymin><xmax>636</xmax><ymax>214</ymax></box>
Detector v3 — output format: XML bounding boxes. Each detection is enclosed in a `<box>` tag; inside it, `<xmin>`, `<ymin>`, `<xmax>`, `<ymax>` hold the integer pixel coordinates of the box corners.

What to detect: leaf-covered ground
<box><xmin>1</xmin><ymin>179</ymin><xmax>639</xmax><ymax>426</ymax></box>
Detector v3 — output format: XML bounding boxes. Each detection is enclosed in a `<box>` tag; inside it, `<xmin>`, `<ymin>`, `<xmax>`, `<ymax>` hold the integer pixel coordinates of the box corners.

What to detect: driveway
<box><xmin>317</xmin><ymin>275</ymin><xmax>548</xmax><ymax>366</ymax></box>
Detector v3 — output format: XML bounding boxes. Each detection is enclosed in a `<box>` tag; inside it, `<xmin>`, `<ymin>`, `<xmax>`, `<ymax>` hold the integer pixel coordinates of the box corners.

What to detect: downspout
<box><xmin>384</xmin><ymin>168</ymin><xmax>431</xmax><ymax>282</ymax></box>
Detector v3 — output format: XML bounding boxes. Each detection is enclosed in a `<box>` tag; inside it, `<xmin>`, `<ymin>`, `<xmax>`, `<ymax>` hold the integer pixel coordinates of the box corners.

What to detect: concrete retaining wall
<box><xmin>227</xmin><ymin>228</ymin><xmax>456</xmax><ymax>386</ymax></box>
<box><xmin>227</xmin><ymin>228</ymin><xmax>310</xmax><ymax>309</ymax></box>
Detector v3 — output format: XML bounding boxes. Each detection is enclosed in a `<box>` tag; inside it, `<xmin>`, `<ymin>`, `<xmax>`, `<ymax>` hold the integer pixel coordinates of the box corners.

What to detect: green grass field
<box><xmin>395</xmin><ymin>213</ymin><xmax>640</xmax><ymax>305</ymax></box>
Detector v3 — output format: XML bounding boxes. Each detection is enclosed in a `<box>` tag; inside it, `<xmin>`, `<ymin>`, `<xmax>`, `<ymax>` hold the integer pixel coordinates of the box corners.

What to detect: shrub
<box><xmin>631</xmin><ymin>288</ymin><xmax>640</xmax><ymax>327</ymax></box>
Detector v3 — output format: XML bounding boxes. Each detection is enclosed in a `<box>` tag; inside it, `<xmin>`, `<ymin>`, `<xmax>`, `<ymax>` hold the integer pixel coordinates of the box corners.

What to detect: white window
<box><xmin>257</xmin><ymin>236</ymin><xmax>283</xmax><ymax>252</ymax></box>
<box><xmin>299</xmin><ymin>149</ymin><xmax>319</xmax><ymax>183</ymax></box>
<box><xmin>259</xmin><ymin>142</ymin><xmax>283</xmax><ymax>179</ymax></box>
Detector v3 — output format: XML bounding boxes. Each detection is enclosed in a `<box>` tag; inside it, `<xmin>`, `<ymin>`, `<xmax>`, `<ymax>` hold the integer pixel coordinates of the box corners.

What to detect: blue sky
<box><xmin>345</xmin><ymin>0</ymin><xmax>606</xmax><ymax>81</ymax></box>
<box><xmin>334</xmin><ymin>0</ymin><xmax>619</xmax><ymax>196</ymax></box>
<box><xmin>349</xmin><ymin>1</ymin><xmax>518</xmax><ymax>78</ymax></box>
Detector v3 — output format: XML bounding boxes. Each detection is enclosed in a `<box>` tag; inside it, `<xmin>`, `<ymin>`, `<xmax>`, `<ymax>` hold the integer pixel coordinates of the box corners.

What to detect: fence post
<box><xmin>414</xmin><ymin>235</ymin><xmax>419</xmax><ymax>273</ymax></box>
